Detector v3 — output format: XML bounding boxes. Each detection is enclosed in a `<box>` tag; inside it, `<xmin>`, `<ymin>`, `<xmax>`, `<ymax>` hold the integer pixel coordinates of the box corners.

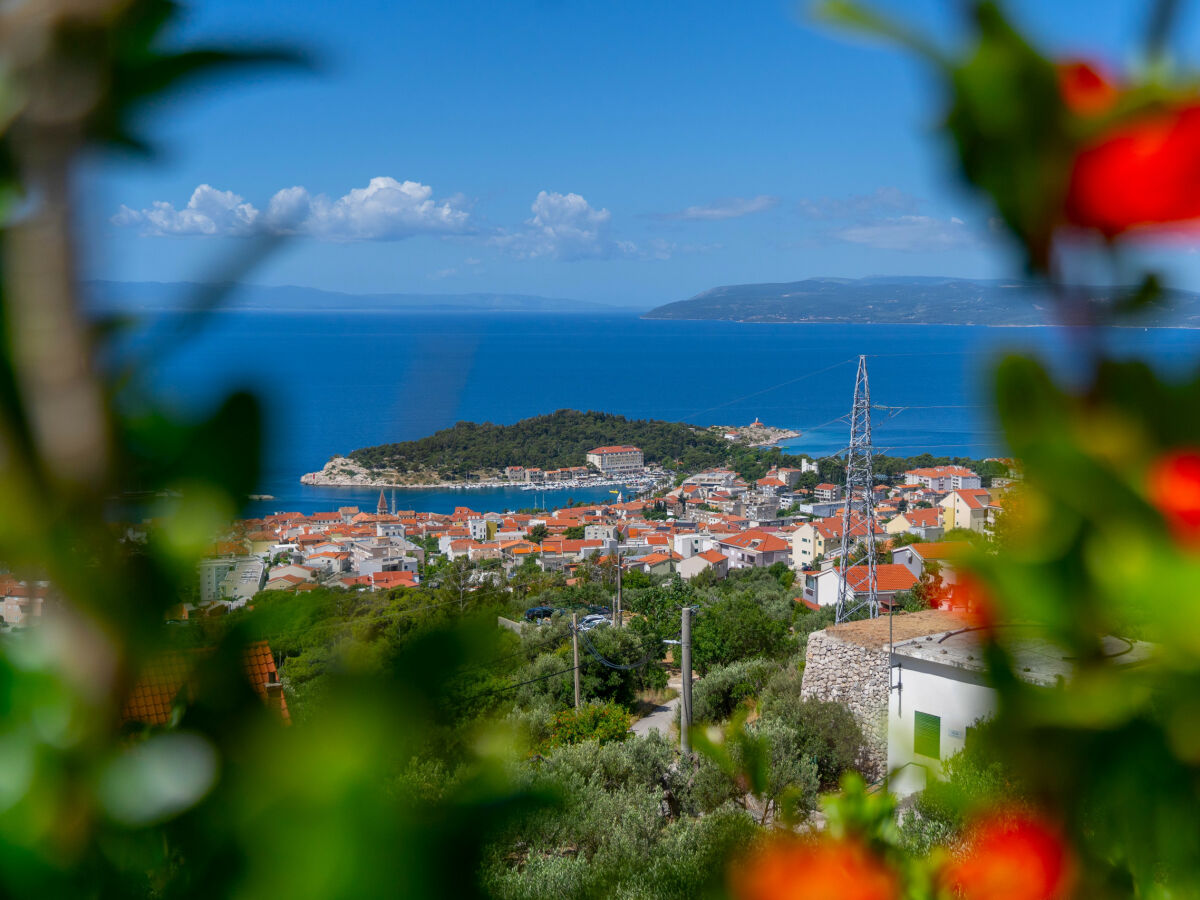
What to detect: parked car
<box><xmin>578</xmin><ymin>614</ymin><xmax>609</xmax><ymax>632</ymax></box>
<box><xmin>524</xmin><ymin>606</ymin><xmax>555</xmax><ymax>622</ymax></box>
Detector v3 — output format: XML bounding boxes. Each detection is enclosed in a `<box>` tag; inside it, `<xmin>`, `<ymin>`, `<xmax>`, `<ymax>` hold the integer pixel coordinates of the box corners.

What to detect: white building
<box><xmin>198</xmin><ymin>558</ymin><xmax>238</xmax><ymax>605</ymax></box>
<box><xmin>887</xmin><ymin>627</ymin><xmax>1153</xmax><ymax>796</ymax></box>
<box><xmin>903</xmin><ymin>466</ymin><xmax>982</xmax><ymax>492</ymax></box>
<box><xmin>672</xmin><ymin>532</ymin><xmax>714</xmax><ymax>559</ymax></box>
<box><xmin>585</xmin><ymin>445</ymin><xmax>645</xmax><ymax>475</ymax></box>
<box><xmin>800</xmin><ymin>563</ymin><xmax>917</xmax><ymax>609</ymax></box>
<box><xmin>814</xmin><ymin>483</ymin><xmax>842</xmax><ymax>502</ymax></box>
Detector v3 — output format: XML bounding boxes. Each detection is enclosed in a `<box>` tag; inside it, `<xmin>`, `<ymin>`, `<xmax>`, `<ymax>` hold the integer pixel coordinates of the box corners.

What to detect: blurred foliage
<box><xmin>7</xmin><ymin>0</ymin><xmax>1200</xmax><ymax>898</ymax></box>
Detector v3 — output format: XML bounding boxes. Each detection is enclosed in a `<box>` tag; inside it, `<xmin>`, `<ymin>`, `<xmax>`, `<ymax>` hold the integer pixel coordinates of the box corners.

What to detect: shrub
<box><xmin>691</xmin><ymin>657</ymin><xmax>779</xmax><ymax>723</ymax></box>
<box><xmin>690</xmin><ymin>595</ymin><xmax>792</xmax><ymax>674</ymax></box>
<box><xmin>541</xmin><ymin>701</ymin><xmax>631</xmax><ymax>752</ymax></box>
<box><xmin>760</xmin><ymin>669</ymin><xmax>865</xmax><ymax>789</ymax></box>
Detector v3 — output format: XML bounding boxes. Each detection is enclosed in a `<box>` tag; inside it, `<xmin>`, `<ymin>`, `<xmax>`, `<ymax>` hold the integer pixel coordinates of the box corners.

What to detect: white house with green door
<box><xmin>886</xmin><ymin>625</ymin><xmax>1153</xmax><ymax>797</ymax></box>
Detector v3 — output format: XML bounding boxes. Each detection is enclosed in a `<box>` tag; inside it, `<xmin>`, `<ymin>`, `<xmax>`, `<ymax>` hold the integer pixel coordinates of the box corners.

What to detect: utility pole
<box><xmin>680</xmin><ymin>605</ymin><xmax>693</xmax><ymax>755</ymax></box>
<box><xmin>836</xmin><ymin>354</ymin><xmax>880</xmax><ymax>623</ymax></box>
<box><xmin>572</xmin><ymin>612</ymin><xmax>581</xmax><ymax>710</ymax></box>
<box><xmin>613</xmin><ymin>546</ymin><xmax>622</xmax><ymax>628</ymax></box>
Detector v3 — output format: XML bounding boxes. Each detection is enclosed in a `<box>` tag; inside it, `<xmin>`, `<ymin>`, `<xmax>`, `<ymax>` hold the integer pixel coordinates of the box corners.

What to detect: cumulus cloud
<box><xmin>114</xmin><ymin>177</ymin><xmax>471</xmax><ymax>241</ymax></box>
<box><xmin>492</xmin><ymin>191</ymin><xmax>639</xmax><ymax>261</ymax></box>
<box><xmin>832</xmin><ymin>215</ymin><xmax>975</xmax><ymax>251</ymax></box>
<box><xmin>112</xmin><ymin>185</ymin><xmax>261</xmax><ymax>237</ymax></box>
<box><xmin>653</xmin><ymin>194</ymin><xmax>779</xmax><ymax>221</ymax></box>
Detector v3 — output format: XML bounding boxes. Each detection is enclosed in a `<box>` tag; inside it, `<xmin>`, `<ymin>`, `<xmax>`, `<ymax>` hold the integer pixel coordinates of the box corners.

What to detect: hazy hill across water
<box><xmin>642</xmin><ymin>276</ymin><xmax>1200</xmax><ymax>327</ymax></box>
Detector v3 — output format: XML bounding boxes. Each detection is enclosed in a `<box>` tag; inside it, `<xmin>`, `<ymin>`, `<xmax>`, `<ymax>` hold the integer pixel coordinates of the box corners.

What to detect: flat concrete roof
<box><xmin>823</xmin><ymin>610</ymin><xmax>969</xmax><ymax>649</ymax></box>
<box><xmin>890</xmin><ymin>626</ymin><xmax>1154</xmax><ymax>686</ymax></box>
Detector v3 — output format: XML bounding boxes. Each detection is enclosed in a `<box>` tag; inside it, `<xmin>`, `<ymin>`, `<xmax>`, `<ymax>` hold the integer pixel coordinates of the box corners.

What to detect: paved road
<box><xmin>630</xmin><ymin>674</ymin><xmax>685</xmax><ymax>738</ymax></box>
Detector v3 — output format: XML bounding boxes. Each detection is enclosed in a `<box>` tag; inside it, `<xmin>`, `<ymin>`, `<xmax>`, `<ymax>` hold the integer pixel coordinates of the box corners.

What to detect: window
<box><xmin>914</xmin><ymin>711</ymin><xmax>941</xmax><ymax>759</ymax></box>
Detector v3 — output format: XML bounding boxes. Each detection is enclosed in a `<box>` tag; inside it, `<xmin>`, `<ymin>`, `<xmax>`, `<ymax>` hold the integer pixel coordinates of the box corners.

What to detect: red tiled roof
<box><xmin>639</xmin><ymin>551</ymin><xmax>683</xmax><ymax>566</ymax></box>
<box><xmin>121</xmin><ymin>641</ymin><xmax>289</xmax><ymax>726</ymax></box>
<box><xmin>698</xmin><ymin>548</ymin><xmax>727</xmax><ymax>564</ymax></box>
<box><xmin>588</xmin><ymin>445</ymin><xmax>641</xmax><ymax>454</ymax></box>
<box><xmin>843</xmin><ymin>563</ymin><xmax>917</xmax><ymax>593</ymax></box>
<box><xmin>904</xmin><ymin>507</ymin><xmax>943</xmax><ymax>527</ymax></box>
<box><xmin>951</xmin><ymin>488</ymin><xmax>991</xmax><ymax>510</ymax></box>
<box><xmin>719</xmin><ymin>529</ymin><xmax>790</xmax><ymax>553</ymax></box>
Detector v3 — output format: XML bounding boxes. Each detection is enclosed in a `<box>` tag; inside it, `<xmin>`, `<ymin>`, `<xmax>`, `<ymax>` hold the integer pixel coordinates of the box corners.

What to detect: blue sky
<box><xmin>83</xmin><ymin>0</ymin><xmax>1200</xmax><ymax>307</ymax></box>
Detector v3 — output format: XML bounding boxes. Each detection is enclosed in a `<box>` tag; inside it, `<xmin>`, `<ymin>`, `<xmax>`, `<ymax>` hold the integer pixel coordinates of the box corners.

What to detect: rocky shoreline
<box><xmin>300</xmin><ymin>457</ymin><xmax>497</xmax><ymax>489</ymax></box>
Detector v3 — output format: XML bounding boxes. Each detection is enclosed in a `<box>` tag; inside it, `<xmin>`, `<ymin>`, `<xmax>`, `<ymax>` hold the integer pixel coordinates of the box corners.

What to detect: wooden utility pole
<box><xmin>572</xmin><ymin>612</ymin><xmax>581</xmax><ymax>710</ymax></box>
<box><xmin>681</xmin><ymin>605</ymin><xmax>693</xmax><ymax>755</ymax></box>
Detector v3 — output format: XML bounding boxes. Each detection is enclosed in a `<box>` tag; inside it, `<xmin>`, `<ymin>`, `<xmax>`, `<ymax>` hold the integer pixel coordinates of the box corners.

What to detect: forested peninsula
<box><xmin>313</xmin><ymin>410</ymin><xmax>737</xmax><ymax>485</ymax></box>
<box><xmin>300</xmin><ymin>409</ymin><xmax>996</xmax><ymax>488</ymax></box>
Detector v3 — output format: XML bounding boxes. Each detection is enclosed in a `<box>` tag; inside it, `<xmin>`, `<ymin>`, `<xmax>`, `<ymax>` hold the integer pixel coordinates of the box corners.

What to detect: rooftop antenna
<box><xmin>835</xmin><ymin>355</ymin><xmax>879</xmax><ymax>623</ymax></box>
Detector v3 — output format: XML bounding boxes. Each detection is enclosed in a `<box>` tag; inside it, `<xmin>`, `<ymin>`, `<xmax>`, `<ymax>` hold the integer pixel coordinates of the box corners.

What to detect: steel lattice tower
<box><xmin>835</xmin><ymin>355</ymin><xmax>879</xmax><ymax>623</ymax></box>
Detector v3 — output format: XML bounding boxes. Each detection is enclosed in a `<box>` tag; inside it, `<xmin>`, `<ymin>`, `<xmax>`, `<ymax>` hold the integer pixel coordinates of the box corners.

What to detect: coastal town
<box><xmin>184</xmin><ymin>455</ymin><xmax>1012</xmax><ymax>612</ymax></box>
<box><xmin>0</xmin><ymin>410</ymin><xmax>1027</xmax><ymax>819</ymax></box>
<box><xmin>2</xmin><ymin>439</ymin><xmax>1013</xmax><ymax>624</ymax></box>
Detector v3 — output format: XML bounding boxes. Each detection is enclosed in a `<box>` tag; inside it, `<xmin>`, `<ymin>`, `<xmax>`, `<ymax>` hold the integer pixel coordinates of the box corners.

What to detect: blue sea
<box><xmin>125</xmin><ymin>310</ymin><xmax>1200</xmax><ymax>517</ymax></box>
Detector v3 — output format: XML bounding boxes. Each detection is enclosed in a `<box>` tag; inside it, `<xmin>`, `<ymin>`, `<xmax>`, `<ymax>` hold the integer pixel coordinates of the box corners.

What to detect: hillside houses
<box><xmin>173</xmin><ymin>453</ymin><xmax>1008</xmax><ymax>625</ymax></box>
<box><xmin>790</xmin><ymin>514</ymin><xmax>887</xmax><ymax>569</ymax></box>
<box><xmin>800</xmin><ymin>563</ymin><xmax>918</xmax><ymax>609</ymax></box>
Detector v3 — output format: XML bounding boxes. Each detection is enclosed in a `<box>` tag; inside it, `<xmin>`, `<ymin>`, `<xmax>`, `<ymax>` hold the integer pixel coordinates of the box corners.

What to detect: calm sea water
<box><xmin>124</xmin><ymin>311</ymin><xmax>1200</xmax><ymax>516</ymax></box>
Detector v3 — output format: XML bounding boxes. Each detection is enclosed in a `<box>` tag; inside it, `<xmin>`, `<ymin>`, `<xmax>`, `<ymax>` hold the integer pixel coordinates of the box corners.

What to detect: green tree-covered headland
<box><xmin>342</xmin><ymin>408</ymin><xmax>1000</xmax><ymax>484</ymax></box>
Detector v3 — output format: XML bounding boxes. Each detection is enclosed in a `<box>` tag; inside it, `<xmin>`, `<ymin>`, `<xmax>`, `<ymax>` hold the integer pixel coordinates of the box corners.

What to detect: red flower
<box><xmin>1057</xmin><ymin>61</ymin><xmax>1118</xmax><ymax>115</ymax></box>
<box><xmin>955</xmin><ymin>573</ymin><xmax>993</xmax><ymax>628</ymax></box>
<box><xmin>946</xmin><ymin>813</ymin><xmax>1072</xmax><ymax>900</ymax></box>
<box><xmin>1148</xmin><ymin>449</ymin><xmax>1200</xmax><ymax>547</ymax></box>
<box><xmin>731</xmin><ymin>838</ymin><xmax>896</xmax><ymax>900</ymax></box>
<box><xmin>1065</xmin><ymin>104</ymin><xmax>1200</xmax><ymax>236</ymax></box>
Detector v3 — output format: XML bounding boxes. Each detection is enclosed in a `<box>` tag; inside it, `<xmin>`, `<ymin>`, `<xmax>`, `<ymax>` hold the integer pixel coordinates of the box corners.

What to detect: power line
<box><xmin>575</xmin><ymin>626</ymin><xmax>667</xmax><ymax>671</ymax></box>
<box><xmin>467</xmin><ymin>662</ymin><xmax>582</xmax><ymax>700</ymax></box>
<box><xmin>461</xmin><ymin>629</ymin><xmax>572</xmax><ymax>671</ymax></box>
<box><xmin>679</xmin><ymin>357</ymin><xmax>857</xmax><ymax>421</ymax></box>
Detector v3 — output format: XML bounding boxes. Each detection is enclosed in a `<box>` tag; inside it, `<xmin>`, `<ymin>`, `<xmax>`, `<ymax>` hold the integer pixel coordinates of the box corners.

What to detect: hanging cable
<box><xmin>467</xmin><ymin>662</ymin><xmax>582</xmax><ymax>700</ymax></box>
<box><xmin>575</xmin><ymin>625</ymin><xmax>674</xmax><ymax>670</ymax></box>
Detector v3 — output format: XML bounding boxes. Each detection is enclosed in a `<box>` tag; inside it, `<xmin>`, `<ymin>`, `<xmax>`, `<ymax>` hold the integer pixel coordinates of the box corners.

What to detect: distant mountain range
<box><xmin>642</xmin><ymin>276</ymin><xmax>1200</xmax><ymax>327</ymax></box>
<box><xmin>85</xmin><ymin>281</ymin><xmax>626</xmax><ymax>314</ymax></box>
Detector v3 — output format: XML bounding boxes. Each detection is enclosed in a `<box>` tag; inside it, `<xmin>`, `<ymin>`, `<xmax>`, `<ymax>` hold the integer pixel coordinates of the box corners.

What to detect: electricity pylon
<box><xmin>835</xmin><ymin>355</ymin><xmax>879</xmax><ymax>623</ymax></box>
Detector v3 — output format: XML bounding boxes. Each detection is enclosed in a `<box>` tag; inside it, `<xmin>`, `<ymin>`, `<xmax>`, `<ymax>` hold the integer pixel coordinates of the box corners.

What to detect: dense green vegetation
<box><xmin>164</xmin><ymin>558</ymin><xmax>868</xmax><ymax>897</ymax></box>
<box><xmin>347</xmin><ymin>409</ymin><xmax>734</xmax><ymax>477</ymax></box>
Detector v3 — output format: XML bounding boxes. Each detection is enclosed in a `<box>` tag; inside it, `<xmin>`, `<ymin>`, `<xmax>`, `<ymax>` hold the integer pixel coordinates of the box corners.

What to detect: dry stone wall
<box><xmin>801</xmin><ymin>630</ymin><xmax>890</xmax><ymax>779</ymax></box>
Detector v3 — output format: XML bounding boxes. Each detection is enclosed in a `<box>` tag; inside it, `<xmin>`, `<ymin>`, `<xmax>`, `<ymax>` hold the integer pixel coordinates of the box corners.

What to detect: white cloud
<box><xmin>655</xmin><ymin>194</ymin><xmax>779</xmax><ymax>221</ymax></box>
<box><xmin>832</xmin><ymin>215</ymin><xmax>976</xmax><ymax>251</ymax></box>
<box><xmin>114</xmin><ymin>177</ymin><xmax>471</xmax><ymax>241</ymax></box>
<box><xmin>113</xmin><ymin>184</ymin><xmax>260</xmax><ymax>236</ymax></box>
<box><xmin>492</xmin><ymin>191</ymin><xmax>639</xmax><ymax>261</ymax></box>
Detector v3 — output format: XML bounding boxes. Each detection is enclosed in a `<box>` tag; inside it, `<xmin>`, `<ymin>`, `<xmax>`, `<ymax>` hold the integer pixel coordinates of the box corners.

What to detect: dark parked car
<box><xmin>524</xmin><ymin>606</ymin><xmax>556</xmax><ymax>622</ymax></box>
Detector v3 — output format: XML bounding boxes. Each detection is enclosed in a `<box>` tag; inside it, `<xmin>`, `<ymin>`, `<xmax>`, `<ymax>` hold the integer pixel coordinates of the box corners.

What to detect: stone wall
<box><xmin>801</xmin><ymin>630</ymin><xmax>891</xmax><ymax>780</ymax></box>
